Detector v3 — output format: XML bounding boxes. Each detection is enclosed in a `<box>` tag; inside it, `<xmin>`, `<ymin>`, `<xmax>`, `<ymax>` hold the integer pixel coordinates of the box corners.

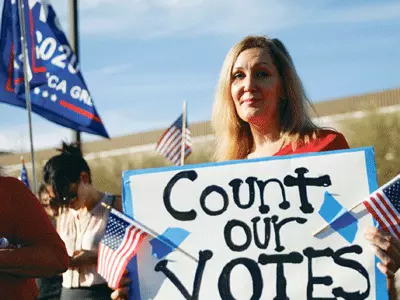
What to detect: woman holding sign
<box><xmin>211</xmin><ymin>35</ymin><xmax>400</xmax><ymax>299</ymax></box>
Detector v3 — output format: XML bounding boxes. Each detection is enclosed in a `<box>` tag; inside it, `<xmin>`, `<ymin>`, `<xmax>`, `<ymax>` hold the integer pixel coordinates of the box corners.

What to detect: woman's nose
<box><xmin>243</xmin><ymin>75</ymin><xmax>256</xmax><ymax>92</ymax></box>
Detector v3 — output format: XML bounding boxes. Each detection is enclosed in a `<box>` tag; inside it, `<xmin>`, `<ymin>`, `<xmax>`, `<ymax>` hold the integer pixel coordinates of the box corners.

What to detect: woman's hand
<box><xmin>364</xmin><ymin>227</ymin><xmax>400</xmax><ymax>277</ymax></box>
<box><xmin>69</xmin><ymin>250</ymin><xmax>97</xmax><ymax>268</ymax></box>
<box><xmin>110</xmin><ymin>271</ymin><xmax>131</xmax><ymax>300</ymax></box>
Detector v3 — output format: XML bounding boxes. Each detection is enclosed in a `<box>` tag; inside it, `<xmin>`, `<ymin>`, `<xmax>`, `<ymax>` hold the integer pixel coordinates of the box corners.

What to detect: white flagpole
<box><xmin>180</xmin><ymin>100</ymin><xmax>187</xmax><ymax>166</ymax></box>
<box><xmin>17</xmin><ymin>0</ymin><xmax>37</xmax><ymax>194</ymax></box>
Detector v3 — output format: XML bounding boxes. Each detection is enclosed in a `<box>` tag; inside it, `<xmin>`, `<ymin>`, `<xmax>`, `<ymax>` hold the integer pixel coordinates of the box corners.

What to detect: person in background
<box><xmin>211</xmin><ymin>35</ymin><xmax>399</xmax><ymax>299</ymax></box>
<box><xmin>42</xmin><ymin>142</ymin><xmax>126</xmax><ymax>300</ymax></box>
<box><xmin>0</xmin><ymin>170</ymin><xmax>69</xmax><ymax>300</ymax></box>
<box><xmin>36</xmin><ymin>183</ymin><xmax>63</xmax><ymax>300</ymax></box>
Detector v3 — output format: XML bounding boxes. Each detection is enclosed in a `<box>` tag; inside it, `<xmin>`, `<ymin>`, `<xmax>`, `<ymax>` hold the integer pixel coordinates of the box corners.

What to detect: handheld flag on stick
<box><xmin>362</xmin><ymin>174</ymin><xmax>400</xmax><ymax>238</ymax></box>
<box><xmin>156</xmin><ymin>102</ymin><xmax>192</xmax><ymax>166</ymax></box>
<box><xmin>313</xmin><ymin>174</ymin><xmax>400</xmax><ymax>237</ymax></box>
<box><xmin>97</xmin><ymin>208</ymin><xmax>148</xmax><ymax>289</ymax></box>
<box><xmin>19</xmin><ymin>156</ymin><xmax>30</xmax><ymax>189</ymax></box>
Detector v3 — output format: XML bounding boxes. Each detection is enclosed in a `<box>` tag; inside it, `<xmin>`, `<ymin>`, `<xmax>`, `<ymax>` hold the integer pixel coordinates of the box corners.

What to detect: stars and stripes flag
<box><xmin>363</xmin><ymin>174</ymin><xmax>400</xmax><ymax>238</ymax></box>
<box><xmin>19</xmin><ymin>157</ymin><xmax>30</xmax><ymax>189</ymax></box>
<box><xmin>155</xmin><ymin>114</ymin><xmax>192</xmax><ymax>165</ymax></box>
<box><xmin>97</xmin><ymin>208</ymin><xmax>148</xmax><ymax>289</ymax></box>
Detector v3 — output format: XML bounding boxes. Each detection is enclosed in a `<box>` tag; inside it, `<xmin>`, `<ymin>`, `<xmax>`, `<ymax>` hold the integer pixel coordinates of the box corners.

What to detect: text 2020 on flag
<box><xmin>97</xmin><ymin>209</ymin><xmax>148</xmax><ymax>289</ymax></box>
<box><xmin>363</xmin><ymin>174</ymin><xmax>400</xmax><ymax>238</ymax></box>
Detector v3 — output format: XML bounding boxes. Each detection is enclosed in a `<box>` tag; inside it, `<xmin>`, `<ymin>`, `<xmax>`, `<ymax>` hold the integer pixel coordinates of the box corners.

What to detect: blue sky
<box><xmin>0</xmin><ymin>0</ymin><xmax>399</xmax><ymax>152</ymax></box>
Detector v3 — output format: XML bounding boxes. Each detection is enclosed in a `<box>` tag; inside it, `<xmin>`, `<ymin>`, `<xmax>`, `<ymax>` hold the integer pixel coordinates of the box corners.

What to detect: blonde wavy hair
<box><xmin>212</xmin><ymin>35</ymin><xmax>320</xmax><ymax>161</ymax></box>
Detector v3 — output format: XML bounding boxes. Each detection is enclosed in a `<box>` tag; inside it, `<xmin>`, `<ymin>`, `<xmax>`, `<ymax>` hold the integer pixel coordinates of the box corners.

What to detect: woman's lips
<box><xmin>241</xmin><ymin>98</ymin><xmax>260</xmax><ymax>105</ymax></box>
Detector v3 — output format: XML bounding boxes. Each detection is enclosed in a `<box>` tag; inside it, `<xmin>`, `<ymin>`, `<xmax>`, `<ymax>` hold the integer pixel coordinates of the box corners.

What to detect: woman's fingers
<box><xmin>365</xmin><ymin>227</ymin><xmax>400</xmax><ymax>277</ymax></box>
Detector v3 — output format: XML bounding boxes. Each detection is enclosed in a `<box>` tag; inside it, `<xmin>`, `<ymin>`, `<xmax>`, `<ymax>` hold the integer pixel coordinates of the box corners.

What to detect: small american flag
<box><xmin>97</xmin><ymin>209</ymin><xmax>148</xmax><ymax>289</ymax></box>
<box><xmin>363</xmin><ymin>175</ymin><xmax>400</xmax><ymax>238</ymax></box>
<box><xmin>156</xmin><ymin>114</ymin><xmax>192</xmax><ymax>165</ymax></box>
<box><xmin>20</xmin><ymin>157</ymin><xmax>30</xmax><ymax>189</ymax></box>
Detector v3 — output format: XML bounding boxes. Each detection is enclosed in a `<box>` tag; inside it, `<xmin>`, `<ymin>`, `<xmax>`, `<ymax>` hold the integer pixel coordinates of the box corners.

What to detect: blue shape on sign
<box><xmin>318</xmin><ymin>191</ymin><xmax>358</xmax><ymax>243</ymax></box>
<box><xmin>150</xmin><ymin>227</ymin><xmax>190</xmax><ymax>259</ymax></box>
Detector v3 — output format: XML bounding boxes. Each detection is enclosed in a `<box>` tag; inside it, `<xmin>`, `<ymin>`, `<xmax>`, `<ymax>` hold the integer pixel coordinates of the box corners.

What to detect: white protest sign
<box><xmin>122</xmin><ymin>147</ymin><xmax>387</xmax><ymax>300</ymax></box>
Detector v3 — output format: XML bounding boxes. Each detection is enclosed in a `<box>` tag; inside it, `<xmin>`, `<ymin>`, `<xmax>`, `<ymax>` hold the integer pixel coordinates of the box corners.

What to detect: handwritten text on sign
<box><xmin>123</xmin><ymin>148</ymin><xmax>384</xmax><ymax>299</ymax></box>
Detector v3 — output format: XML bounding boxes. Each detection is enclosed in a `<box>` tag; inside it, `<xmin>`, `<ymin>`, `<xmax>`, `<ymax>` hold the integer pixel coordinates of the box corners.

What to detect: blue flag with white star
<box><xmin>0</xmin><ymin>0</ymin><xmax>109</xmax><ymax>138</ymax></box>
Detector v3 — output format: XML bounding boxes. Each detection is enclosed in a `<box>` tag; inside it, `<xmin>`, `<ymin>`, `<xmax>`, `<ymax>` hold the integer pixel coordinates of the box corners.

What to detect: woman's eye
<box><xmin>232</xmin><ymin>72</ymin><xmax>244</xmax><ymax>79</ymax></box>
<box><xmin>255</xmin><ymin>71</ymin><xmax>269</xmax><ymax>78</ymax></box>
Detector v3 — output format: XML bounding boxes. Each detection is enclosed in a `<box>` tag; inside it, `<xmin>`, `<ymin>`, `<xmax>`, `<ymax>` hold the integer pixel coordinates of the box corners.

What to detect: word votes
<box><xmin>163</xmin><ymin>167</ymin><xmax>331</xmax><ymax>221</ymax></box>
<box><xmin>155</xmin><ymin>246</ymin><xmax>370</xmax><ymax>300</ymax></box>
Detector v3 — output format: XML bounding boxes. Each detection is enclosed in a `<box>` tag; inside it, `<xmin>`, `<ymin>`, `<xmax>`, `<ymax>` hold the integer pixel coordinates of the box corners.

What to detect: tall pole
<box><xmin>69</xmin><ymin>0</ymin><xmax>81</xmax><ymax>148</ymax></box>
<box><xmin>180</xmin><ymin>100</ymin><xmax>187</xmax><ymax>166</ymax></box>
<box><xmin>17</xmin><ymin>0</ymin><xmax>37</xmax><ymax>194</ymax></box>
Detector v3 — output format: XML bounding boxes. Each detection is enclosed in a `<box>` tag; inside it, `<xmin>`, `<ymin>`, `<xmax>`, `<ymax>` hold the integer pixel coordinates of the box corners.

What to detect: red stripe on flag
<box><xmin>375</xmin><ymin>193</ymin><xmax>400</xmax><ymax>238</ymax></box>
<box><xmin>377</xmin><ymin>192</ymin><xmax>400</xmax><ymax>227</ymax></box>
<box><xmin>370</xmin><ymin>196</ymin><xmax>400</xmax><ymax>238</ymax></box>
<box><xmin>363</xmin><ymin>199</ymin><xmax>386</xmax><ymax>228</ymax></box>
<box><xmin>59</xmin><ymin>100</ymin><xmax>102</xmax><ymax>123</ymax></box>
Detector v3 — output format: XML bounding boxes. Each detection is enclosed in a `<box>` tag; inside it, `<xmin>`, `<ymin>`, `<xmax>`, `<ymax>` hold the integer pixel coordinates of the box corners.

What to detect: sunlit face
<box><xmin>230</xmin><ymin>47</ymin><xmax>283</xmax><ymax>127</ymax></box>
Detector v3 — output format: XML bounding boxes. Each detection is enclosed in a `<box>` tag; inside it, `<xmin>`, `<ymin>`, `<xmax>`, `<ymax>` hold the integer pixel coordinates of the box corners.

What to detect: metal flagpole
<box><xmin>17</xmin><ymin>0</ymin><xmax>37</xmax><ymax>194</ymax></box>
<box><xmin>69</xmin><ymin>0</ymin><xmax>81</xmax><ymax>150</ymax></box>
<box><xmin>180</xmin><ymin>100</ymin><xmax>187</xmax><ymax>166</ymax></box>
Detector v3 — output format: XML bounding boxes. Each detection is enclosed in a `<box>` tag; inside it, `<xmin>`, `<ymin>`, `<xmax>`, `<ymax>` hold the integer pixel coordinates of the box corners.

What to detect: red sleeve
<box><xmin>9</xmin><ymin>177</ymin><xmax>60</xmax><ymax>246</ymax></box>
<box><xmin>0</xmin><ymin>177</ymin><xmax>69</xmax><ymax>277</ymax></box>
<box><xmin>276</xmin><ymin>130</ymin><xmax>350</xmax><ymax>156</ymax></box>
<box><xmin>314</xmin><ymin>130</ymin><xmax>350</xmax><ymax>152</ymax></box>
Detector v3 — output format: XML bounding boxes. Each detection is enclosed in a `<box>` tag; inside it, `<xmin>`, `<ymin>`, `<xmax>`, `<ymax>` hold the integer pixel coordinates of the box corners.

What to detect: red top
<box><xmin>0</xmin><ymin>177</ymin><xmax>69</xmax><ymax>300</ymax></box>
<box><xmin>274</xmin><ymin>129</ymin><xmax>350</xmax><ymax>156</ymax></box>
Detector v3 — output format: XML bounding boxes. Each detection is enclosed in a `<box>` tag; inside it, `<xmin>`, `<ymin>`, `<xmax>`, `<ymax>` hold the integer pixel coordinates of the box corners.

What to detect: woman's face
<box><xmin>230</xmin><ymin>47</ymin><xmax>283</xmax><ymax>128</ymax></box>
<box><xmin>46</xmin><ymin>180</ymin><xmax>89</xmax><ymax>210</ymax></box>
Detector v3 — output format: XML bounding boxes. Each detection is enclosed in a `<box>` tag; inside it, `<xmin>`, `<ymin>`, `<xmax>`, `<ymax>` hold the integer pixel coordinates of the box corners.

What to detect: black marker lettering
<box><xmin>258</xmin><ymin>252</ymin><xmax>303</xmax><ymax>300</ymax></box>
<box><xmin>251</xmin><ymin>216</ymin><xmax>272</xmax><ymax>250</ymax></box>
<box><xmin>218</xmin><ymin>258</ymin><xmax>263</xmax><ymax>300</ymax></box>
<box><xmin>200</xmin><ymin>185</ymin><xmax>229</xmax><ymax>216</ymax></box>
<box><xmin>163</xmin><ymin>170</ymin><xmax>198</xmax><ymax>221</ymax></box>
<box><xmin>224</xmin><ymin>219</ymin><xmax>252</xmax><ymax>252</ymax></box>
<box><xmin>284</xmin><ymin>167</ymin><xmax>331</xmax><ymax>214</ymax></box>
<box><xmin>229</xmin><ymin>177</ymin><xmax>257</xmax><ymax>209</ymax></box>
<box><xmin>154</xmin><ymin>250</ymin><xmax>213</xmax><ymax>300</ymax></box>
<box><xmin>332</xmin><ymin>245</ymin><xmax>370</xmax><ymax>300</ymax></box>
<box><xmin>271</xmin><ymin>216</ymin><xmax>307</xmax><ymax>252</ymax></box>
<box><xmin>303</xmin><ymin>247</ymin><xmax>335</xmax><ymax>300</ymax></box>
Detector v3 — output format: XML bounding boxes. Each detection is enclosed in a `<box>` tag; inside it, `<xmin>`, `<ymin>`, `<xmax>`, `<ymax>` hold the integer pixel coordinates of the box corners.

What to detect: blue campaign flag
<box><xmin>0</xmin><ymin>0</ymin><xmax>109</xmax><ymax>138</ymax></box>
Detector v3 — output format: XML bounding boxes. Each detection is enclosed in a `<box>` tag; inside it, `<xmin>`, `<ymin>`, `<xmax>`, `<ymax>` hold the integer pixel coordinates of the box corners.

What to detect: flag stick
<box><xmin>101</xmin><ymin>203</ymin><xmax>198</xmax><ymax>262</ymax></box>
<box><xmin>17</xmin><ymin>0</ymin><xmax>37</xmax><ymax>194</ymax></box>
<box><xmin>313</xmin><ymin>174</ymin><xmax>400</xmax><ymax>237</ymax></box>
<box><xmin>312</xmin><ymin>201</ymin><xmax>364</xmax><ymax>237</ymax></box>
<box><xmin>180</xmin><ymin>100</ymin><xmax>187</xmax><ymax>166</ymax></box>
